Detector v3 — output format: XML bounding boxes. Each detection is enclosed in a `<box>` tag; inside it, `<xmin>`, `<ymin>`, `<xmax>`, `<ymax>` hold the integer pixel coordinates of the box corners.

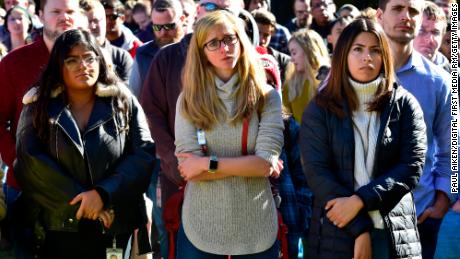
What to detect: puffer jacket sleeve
<box><xmin>14</xmin><ymin>105</ymin><xmax>85</xmax><ymax>211</ymax></box>
<box><xmin>95</xmin><ymin>95</ymin><xmax>155</xmax><ymax>204</ymax></box>
<box><xmin>355</xmin><ymin>91</ymin><xmax>427</xmax><ymax>213</ymax></box>
<box><xmin>300</xmin><ymin>101</ymin><xmax>373</xmax><ymax>238</ymax></box>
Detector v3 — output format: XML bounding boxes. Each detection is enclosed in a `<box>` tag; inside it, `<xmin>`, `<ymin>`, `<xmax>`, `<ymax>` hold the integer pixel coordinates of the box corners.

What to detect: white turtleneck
<box><xmin>349</xmin><ymin>75</ymin><xmax>384</xmax><ymax>229</ymax></box>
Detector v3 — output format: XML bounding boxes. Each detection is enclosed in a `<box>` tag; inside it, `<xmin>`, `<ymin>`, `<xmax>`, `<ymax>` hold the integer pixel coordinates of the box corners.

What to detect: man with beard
<box><xmin>129</xmin><ymin>0</ymin><xmax>185</xmax><ymax>97</ymax></box>
<box><xmin>286</xmin><ymin>0</ymin><xmax>312</xmax><ymax>33</ymax></box>
<box><xmin>81</xmin><ymin>0</ymin><xmax>133</xmax><ymax>83</ymax></box>
<box><xmin>377</xmin><ymin>1</ymin><xmax>452</xmax><ymax>258</ymax></box>
<box><xmin>0</xmin><ymin>0</ymin><xmax>83</xmax><ymax>257</ymax></box>
<box><xmin>310</xmin><ymin>0</ymin><xmax>335</xmax><ymax>39</ymax></box>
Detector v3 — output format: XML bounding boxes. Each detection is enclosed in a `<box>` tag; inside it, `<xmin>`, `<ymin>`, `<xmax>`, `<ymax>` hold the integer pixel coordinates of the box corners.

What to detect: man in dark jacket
<box><xmin>285</xmin><ymin>0</ymin><xmax>312</xmax><ymax>33</ymax></box>
<box><xmin>82</xmin><ymin>0</ymin><xmax>133</xmax><ymax>83</ymax></box>
<box><xmin>129</xmin><ymin>0</ymin><xmax>185</xmax><ymax>97</ymax></box>
<box><xmin>130</xmin><ymin>0</ymin><xmax>186</xmax><ymax>258</ymax></box>
<box><xmin>140</xmin><ymin>0</ymin><xmax>241</xmax><ymax>211</ymax></box>
<box><xmin>310</xmin><ymin>0</ymin><xmax>335</xmax><ymax>39</ymax></box>
<box><xmin>103</xmin><ymin>0</ymin><xmax>143</xmax><ymax>57</ymax></box>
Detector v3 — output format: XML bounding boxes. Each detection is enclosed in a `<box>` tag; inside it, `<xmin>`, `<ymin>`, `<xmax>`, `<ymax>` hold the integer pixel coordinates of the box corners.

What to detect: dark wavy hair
<box><xmin>32</xmin><ymin>29</ymin><xmax>126</xmax><ymax>142</ymax></box>
<box><xmin>316</xmin><ymin>18</ymin><xmax>395</xmax><ymax>118</ymax></box>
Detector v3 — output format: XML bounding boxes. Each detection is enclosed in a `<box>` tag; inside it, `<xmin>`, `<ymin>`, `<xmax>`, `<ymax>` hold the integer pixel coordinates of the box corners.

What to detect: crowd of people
<box><xmin>0</xmin><ymin>0</ymin><xmax>456</xmax><ymax>259</ymax></box>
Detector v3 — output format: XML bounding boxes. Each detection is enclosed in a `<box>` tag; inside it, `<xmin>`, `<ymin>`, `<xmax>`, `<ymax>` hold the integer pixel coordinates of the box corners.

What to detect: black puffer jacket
<box><xmin>300</xmin><ymin>83</ymin><xmax>426</xmax><ymax>259</ymax></box>
<box><xmin>14</xmin><ymin>84</ymin><xmax>155</xmax><ymax>235</ymax></box>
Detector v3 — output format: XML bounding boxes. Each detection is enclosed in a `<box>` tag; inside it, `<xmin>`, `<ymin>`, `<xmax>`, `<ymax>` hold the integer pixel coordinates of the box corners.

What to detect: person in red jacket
<box><xmin>0</xmin><ymin>0</ymin><xmax>83</xmax><ymax>256</ymax></box>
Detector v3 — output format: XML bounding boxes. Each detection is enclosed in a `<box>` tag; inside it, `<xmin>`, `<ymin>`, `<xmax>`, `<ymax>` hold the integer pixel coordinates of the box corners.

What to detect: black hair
<box><xmin>33</xmin><ymin>29</ymin><xmax>125</xmax><ymax>141</ymax></box>
<box><xmin>101</xmin><ymin>0</ymin><xmax>125</xmax><ymax>15</ymax></box>
<box><xmin>251</xmin><ymin>9</ymin><xmax>276</xmax><ymax>27</ymax></box>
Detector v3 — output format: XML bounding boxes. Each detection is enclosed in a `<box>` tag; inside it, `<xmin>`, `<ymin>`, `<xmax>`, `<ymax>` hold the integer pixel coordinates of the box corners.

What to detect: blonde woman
<box><xmin>174</xmin><ymin>10</ymin><xmax>284</xmax><ymax>258</ymax></box>
<box><xmin>283</xmin><ymin>29</ymin><xmax>329</xmax><ymax>123</ymax></box>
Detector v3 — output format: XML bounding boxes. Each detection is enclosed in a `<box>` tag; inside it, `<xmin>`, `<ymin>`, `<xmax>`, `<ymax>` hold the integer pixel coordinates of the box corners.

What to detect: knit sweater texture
<box><xmin>349</xmin><ymin>76</ymin><xmax>384</xmax><ymax>229</ymax></box>
<box><xmin>174</xmin><ymin>74</ymin><xmax>284</xmax><ymax>255</ymax></box>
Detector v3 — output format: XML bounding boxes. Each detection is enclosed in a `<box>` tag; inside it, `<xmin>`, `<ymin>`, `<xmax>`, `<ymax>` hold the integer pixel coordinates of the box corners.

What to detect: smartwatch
<box><xmin>208</xmin><ymin>155</ymin><xmax>218</xmax><ymax>173</ymax></box>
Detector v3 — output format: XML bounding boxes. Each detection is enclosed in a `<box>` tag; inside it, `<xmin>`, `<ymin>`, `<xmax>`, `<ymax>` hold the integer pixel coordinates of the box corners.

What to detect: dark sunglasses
<box><xmin>152</xmin><ymin>23</ymin><xmax>177</xmax><ymax>32</ymax></box>
<box><xmin>200</xmin><ymin>2</ymin><xmax>224</xmax><ymax>12</ymax></box>
<box><xmin>106</xmin><ymin>13</ymin><xmax>121</xmax><ymax>21</ymax></box>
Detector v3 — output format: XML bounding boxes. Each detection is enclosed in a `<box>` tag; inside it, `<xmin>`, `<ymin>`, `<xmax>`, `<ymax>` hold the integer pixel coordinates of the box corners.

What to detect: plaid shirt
<box><xmin>274</xmin><ymin>116</ymin><xmax>313</xmax><ymax>258</ymax></box>
<box><xmin>269</xmin><ymin>23</ymin><xmax>291</xmax><ymax>55</ymax></box>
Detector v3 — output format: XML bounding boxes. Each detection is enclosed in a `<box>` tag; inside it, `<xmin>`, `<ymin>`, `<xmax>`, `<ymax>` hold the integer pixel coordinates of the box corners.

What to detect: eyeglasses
<box><xmin>152</xmin><ymin>23</ymin><xmax>177</xmax><ymax>32</ymax></box>
<box><xmin>106</xmin><ymin>13</ymin><xmax>121</xmax><ymax>21</ymax></box>
<box><xmin>200</xmin><ymin>2</ymin><xmax>225</xmax><ymax>12</ymax></box>
<box><xmin>203</xmin><ymin>35</ymin><xmax>239</xmax><ymax>51</ymax></box>
<box><xmin>64</xmin><ymin>55</ymin><xmax>100</xmax><ymax>71</ymax></box>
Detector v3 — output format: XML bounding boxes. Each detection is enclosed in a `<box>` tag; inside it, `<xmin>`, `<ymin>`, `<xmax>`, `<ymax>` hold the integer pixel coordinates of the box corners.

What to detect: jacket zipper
<box><xmin>371</xmin><ymin>88</ymin><xmax>397</xmax><ymax>255</ymax></box>
<box><xmin>82</xmin><ymin>140</ymin><xmax>94</xmax><ymax>185</ymax></box>
<box><xmin>317</xmin><ymin>207</ymin><xmax>325</xmax><ymax>254</ymax></box>
<box><xmin>82</xmin><ymin>116</ymin><xmax>114</xmax><ymax>186</ymax></box>
<box><xmin>53</xmin><ymin>109</ymin><xmax>114</xmax><ymax>186</ymax></box>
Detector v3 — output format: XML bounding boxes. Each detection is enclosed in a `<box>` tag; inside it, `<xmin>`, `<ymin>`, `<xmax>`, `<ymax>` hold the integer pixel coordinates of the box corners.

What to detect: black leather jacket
<box><xmin>14</xmin><ymin>85</ymin><xmax>155</xmax><ymax>235</ymax></box>
<box><xmin>300</xmin><ymin>83</ymin><xmax>426</xmax><ymax>258</ymax></box>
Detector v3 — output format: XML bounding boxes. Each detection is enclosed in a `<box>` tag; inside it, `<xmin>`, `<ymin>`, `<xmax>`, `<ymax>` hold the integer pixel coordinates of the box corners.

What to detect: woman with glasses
<box><xmin>300</xmin><ymin>18</ymin><xmax>425</xmax><ymax>259</ymax></box>
<box><xmin>174</xmin><ymin>11</ymin><xmax>284</xmax><ymax>258</ymax></box>
<box><xmin>14</xmin><ymin>29</ymin><xmax>155</xmax><ymax>258</ymax></box>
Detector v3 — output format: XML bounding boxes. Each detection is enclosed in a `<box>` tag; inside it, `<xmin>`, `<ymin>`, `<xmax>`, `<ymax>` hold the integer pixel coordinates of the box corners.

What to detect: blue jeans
<box><xmin>176</xmin><ymin>225</ymin><xmax>279</xmax><ymax>259</ymax></box>
<box><xmin>434</xmin><ymin>210</ymin><xmax>460</xmax><ymax>259</ymax></box>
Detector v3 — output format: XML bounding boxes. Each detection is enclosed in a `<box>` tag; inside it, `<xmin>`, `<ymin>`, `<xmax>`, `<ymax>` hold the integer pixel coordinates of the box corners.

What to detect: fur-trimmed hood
<box><xmin>22</xmin><ymin>82</ymin><xmax>132</xmax><ymax>105</ymax></box>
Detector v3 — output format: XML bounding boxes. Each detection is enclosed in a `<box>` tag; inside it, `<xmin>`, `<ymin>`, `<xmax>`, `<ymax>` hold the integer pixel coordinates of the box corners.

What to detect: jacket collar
<box><xmin>47</xmin><ymin>94</ymin><xmax>114</xmax><ymax>152</ymax></box>
<box><xmin>23</xmin><ymin>82</ymin><xmax>129</xmax><ymax>151</ymax></box>
<box><xmin>397</xmin><ymin>51</ymin><xmax>424</xmax><ymax>74</ymax></box>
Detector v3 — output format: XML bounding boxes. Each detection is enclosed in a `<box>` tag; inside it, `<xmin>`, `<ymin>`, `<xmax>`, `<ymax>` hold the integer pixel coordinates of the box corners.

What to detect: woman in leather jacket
<box><xmin>14</xmin><ymin>29</ymin><xmax>155</xmax><ymax>258</ymax></box>
<box><xmin>300</xmin><ymin>18</ymin><xmax>427</xmax><ymax>259</ymax></box>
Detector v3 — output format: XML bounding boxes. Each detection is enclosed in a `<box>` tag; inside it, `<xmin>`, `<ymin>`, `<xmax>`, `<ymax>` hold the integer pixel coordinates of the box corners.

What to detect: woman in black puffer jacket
<box><xmin>300</xmin><ymin>18</ymin><xmax>426</xmax><ymax>259</ymax></box>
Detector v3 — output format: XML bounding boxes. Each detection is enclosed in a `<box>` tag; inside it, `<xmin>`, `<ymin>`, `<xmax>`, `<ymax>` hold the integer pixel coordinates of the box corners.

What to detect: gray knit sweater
<box><xmin>174</xmin><ymin>74</ymin><xmax>284</xmax><ymax>255</ymax></box>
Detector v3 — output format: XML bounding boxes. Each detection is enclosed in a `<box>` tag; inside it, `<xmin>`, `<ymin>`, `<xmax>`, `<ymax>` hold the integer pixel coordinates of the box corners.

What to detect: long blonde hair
<box><xmin>285</xmin><ymin>29</ymin><xmax>329</xmax><ymax>102</ymax></box>
<box><xmin>180</xmin><ymin>11</ymin><xmax>268</xmax><ymax>130</ymax></box>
